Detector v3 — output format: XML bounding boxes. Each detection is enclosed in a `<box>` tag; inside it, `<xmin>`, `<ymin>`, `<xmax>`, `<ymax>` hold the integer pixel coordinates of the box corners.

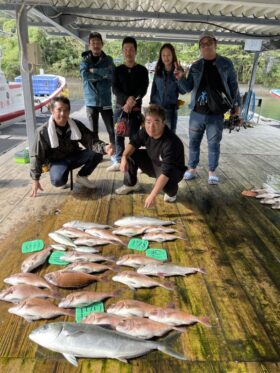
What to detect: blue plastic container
<box><xmin>15</xmin><ymin>75</ymin><xmax>59</xmax><ymax>96</ymax></box>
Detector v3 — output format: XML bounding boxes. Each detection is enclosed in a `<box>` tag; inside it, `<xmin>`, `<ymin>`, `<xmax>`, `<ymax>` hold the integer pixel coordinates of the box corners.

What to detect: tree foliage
<box><xmin>1</xmin><ymin>18</ymin><xmax>280</xmax><ymax>87</ymax></box>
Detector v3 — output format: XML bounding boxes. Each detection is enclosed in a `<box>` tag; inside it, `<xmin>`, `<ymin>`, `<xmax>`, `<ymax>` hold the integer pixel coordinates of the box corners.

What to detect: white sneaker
<box><xmin>115</xmin><ymin>183</ymin><xmax>141</xmax><ymax>195</ymax></box>
<box><xmin>76</xmin><ymin>175</ymin><xmax>96</xmax><ymax>189</ymax></box>
<box><xmin>164</xmin><ymin>193</ymin><xmax>177</xmax><ymax>203</ymax></box>
<box><xmin>137</xmin><ymin>168</ymin><xmax>143</xmax><ymax>174</ymax></box>
<box><xmin>107</xmin><ymin>163</ymin><xmax>120</xmax><ymax>172</ymax></box>
<box><xmin>59</xmin><ymin>183</ymin><xmax>69</xmax><ymax>190</ymax></box>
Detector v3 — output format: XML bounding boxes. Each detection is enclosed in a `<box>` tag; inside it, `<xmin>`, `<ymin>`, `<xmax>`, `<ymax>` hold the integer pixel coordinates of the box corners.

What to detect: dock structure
<box><xmin>0</xmin><ymin>108</ymin><xmax>279</xmax><ymax>372</ymax></box>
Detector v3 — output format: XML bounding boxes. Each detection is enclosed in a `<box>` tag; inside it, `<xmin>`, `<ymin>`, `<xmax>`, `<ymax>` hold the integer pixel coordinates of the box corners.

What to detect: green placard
<box><xmin>128</xmin><ymin>238</ymin><xmax>149</xmax><ymax>251</ymax></box>
<box><xmin>75</xmin><ymin>302</ymin><xmax>104</xmax><ymax>323</ymax></box>
<box><xmin>21</xmin><ymin>240</ymin><xmax>44</xmax><ymax>253</ymax></box>
<box><xmin>48</xmin><ymin>251</ymin><xmax>70</xmax><ymax>265</ymax></box>
<box><xmin>146</xmin><ymin>248</ymin><xmax>168</xmax><ymax>261</ymax></box>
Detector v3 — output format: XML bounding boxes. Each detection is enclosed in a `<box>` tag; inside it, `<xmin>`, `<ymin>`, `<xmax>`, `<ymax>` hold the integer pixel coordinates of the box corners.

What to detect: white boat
<box><xmin>0</xmin><ymin>49</ymin><xmax>67</xmax><ymax>126</ymax></box>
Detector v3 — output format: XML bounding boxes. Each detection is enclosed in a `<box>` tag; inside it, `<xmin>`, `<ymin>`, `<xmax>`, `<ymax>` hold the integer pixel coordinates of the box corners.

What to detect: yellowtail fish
<box><xmin>29</xmin><ymin>322</ymin><xmax>187</xmax><ymax>365</ymax></box>
<box><xmin>73</xmin><ymin>238</ymin><xmax>117</xmax><ymax>246</ymax></box>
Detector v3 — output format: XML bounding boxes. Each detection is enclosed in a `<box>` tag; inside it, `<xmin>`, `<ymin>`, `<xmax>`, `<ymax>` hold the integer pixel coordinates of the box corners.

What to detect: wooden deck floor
<box><xmin>0</xmin><ymin>109</ymin><xmax>279</xmax><ymax>373</ymax></box>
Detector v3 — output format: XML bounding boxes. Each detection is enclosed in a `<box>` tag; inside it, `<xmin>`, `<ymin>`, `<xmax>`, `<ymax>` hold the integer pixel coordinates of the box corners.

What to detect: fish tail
<box><xmin>63</xmin><ymin>309</ymin><xmax>76</xmax><ymax>318</ymax></box>
<box><xmin>157</xmin><ymin>333</ymin><xmax>187</xmax><ymax>360</ymax></box>
<box><xmin>198</xmin><ymin>316</ymin><xmax>211</xmax><ymax>327</ymax></box>
<box><xmin>50</xmin><ymin>288</ymin><xmax>61</xmax><ymax>299</ymax></box>
<box><xmin>99</xmin><ymin>274</ymin><xmax>110</xmax><ymax>282</ymax></box>
<box><xmin>162</xmin><ymin>281</ymin><xmax>173</xmax><ymax>291</ymax></box>
<box><xmin>199</xmin><ymin>268</ymin><xmax>206</xmax><ymax>274</ymax></box>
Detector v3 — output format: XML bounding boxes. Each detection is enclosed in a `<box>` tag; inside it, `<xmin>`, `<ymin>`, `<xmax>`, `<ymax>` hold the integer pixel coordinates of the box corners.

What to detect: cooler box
<box><xmin>15</xmin><ymin>149</ymin><xmax>30</xmax><ymax>164</ymax></box>
<box><xmin>15</xmin><ymin>75</ymin><xmax>59</xmax><ymax>96</ymax></box>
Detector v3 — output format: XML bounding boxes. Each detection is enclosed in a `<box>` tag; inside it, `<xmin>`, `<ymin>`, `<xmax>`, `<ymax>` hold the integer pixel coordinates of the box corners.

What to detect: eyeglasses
<box><xmin>199</xmin><ymin>41</ymin><xmax>215</xmax><ymax>48</ymax></box>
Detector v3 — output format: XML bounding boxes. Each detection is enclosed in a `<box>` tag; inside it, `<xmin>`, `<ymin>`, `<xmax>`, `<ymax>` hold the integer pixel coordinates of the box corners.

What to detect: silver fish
<box><xmin>260</xmin><ymin>197</ymin><xmax>280</xmax><ymax>205</ymax></box>
<box><xmin>107</xmin><ymin>299</ymin><xmax>160</xmax><ymax>318</ymax></box>
<box><xmin>85</xmin><ymin>228</ymin><xmax>125</xmax><ymax>245</ymax></box>
<box><xmin>50</xmin><ymin>244</ymin><xmax>67</xmax><ymax>251</ymax></box>
<box><xmin>62</xmin><ymin>261</ymin><xmax>115</xmax><ymax>274</ymax></box>
<box><xmin>112</xmin><ymin>271</ymin><xmax>173</xmax><ymax>291</ymax></box>
<box><xmin>29</xmin><ymin>322</ymin><xmax>187</xmax><ymax>365</ymax></box>
<box><xmin>9</xmin><ymin>298</ymin><xmax>74</xmax><ymax>322</ymax></box>
<box><xmin>56</xmin><ymin>227</ymin><xmax>93</xmax><ymax>239</ymax></box>
<box><xmin>58</xmin><ymin>291</ymin><xmax>117</xmax><ymax>308</ymax></box>
<box><xmin>256</xmin><ymin>193</ymin><xmax>280</xmax><ymax>199</ymax></box>
<box><xmin>60</xmin><ymin>252</ymin><xmax>114</xmax><ymax>263</ymax></box>
<box><xmin>4</xmin><ymin>272</ymin><xmax>56</xmax><ymax>290</ymax></box>
<box><xmin>73</xmin><ymin>246</ymin><xmax>100</xmax><ymax>253</ymax></box>
<box><xmin>142</xmin><ymin>232</ymin><xmax>186</xmax><ymax>242</ymax></box>
<box><xmin>114</xmin><ymin>216</ymin><xmax>175</xmax><ymax>227</ymax></box>
<box><xmin>63</xmin><ymin>221</ymin><xmax>111</xmax><ymax>230</ymax></box>
<box><xmin>73</xmin><ymin>238</ymin><xmax>117</xmax><ymax>246</ymax></box>
<box><xmin>49</xmin><ymin>232</ymin><xmax>76</xmax><ymax>247</ymax></box>
<box><xmin>0</xmin><ymin>284</ymin><xmax>57</xmax><ymax>303</ymax></box>
<box><xmin>116</xmin><ymin>254</ymin><xmax>164</xmax><ymax>268</ymax></box>
<box><xmin>116</xmin><ymin>316</ymin><xmax>182</xmax><ymax>339</ymax></box>
<box><xmin>21</xmin><ymin>247</ymin><xmax>52</xmax><ymax>273</ymax></box>
<box><xmin>272</xmin><ymin>202</ymin><xmax>280</xmax><ymax>209</ymax></box>
<box><xmin>144</xmin><ymin>226</ymin><xmax>177</xmax><ymax>234</ymax></box>
<box><xmin>112</xmin><ymin>226</ymin><xmax>148</xmax><ymax>237</ymax></box>
<box><xmin>137</xmin><ymin>263</ymin><xmax>205</xmax><ymax>277</ymax></box>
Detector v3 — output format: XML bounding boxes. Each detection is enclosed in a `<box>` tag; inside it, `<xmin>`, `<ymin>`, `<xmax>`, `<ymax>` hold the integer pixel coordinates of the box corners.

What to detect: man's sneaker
<box><xmin>76</xmin><ymin>175</ymin><xmax>96</xmax><ymax>189</ymax></box>
<box><xmin>107</xmin><ymin>163</ymin><xmax>120</xmax><ymax>172</ymax></box>
<box><xmin>164</xmin><ymin>193</ymin><xmax>177</xmax><ymax>203</ymax></box>
<box><xmin>115</xmin><ymin>183</ymin><xmax>141</xmax><ymax>195</ymax></box>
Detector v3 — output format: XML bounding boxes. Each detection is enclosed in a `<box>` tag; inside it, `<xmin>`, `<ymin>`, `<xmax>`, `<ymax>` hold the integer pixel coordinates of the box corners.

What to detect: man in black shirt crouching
<box><xmin>115</xmin><ymin>104</ymin><xmax>187</xmax><ymax>208</ymax></box>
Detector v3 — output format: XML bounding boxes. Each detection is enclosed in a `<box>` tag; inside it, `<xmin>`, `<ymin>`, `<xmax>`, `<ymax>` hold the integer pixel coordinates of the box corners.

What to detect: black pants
<box><xmin>124</xmin><ymin>149</ymin><xmax>184</xmax><ymax>197</ymax></box>
<box><xmin>86</xmin><ymin>106</ymin><xmax>115</xmax><ymax>147</ymax></box>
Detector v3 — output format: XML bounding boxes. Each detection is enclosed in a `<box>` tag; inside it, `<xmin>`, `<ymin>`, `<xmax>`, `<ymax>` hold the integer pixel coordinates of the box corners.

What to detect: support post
<box><xmin>244</xmin><ymin>51</ymin><xmax>260</xmax><ymax>124</ymax></box>
<box><xmin>16</xmin><ymin>4</ymin><xmax>36</xmax><ymax>149</ymax></box>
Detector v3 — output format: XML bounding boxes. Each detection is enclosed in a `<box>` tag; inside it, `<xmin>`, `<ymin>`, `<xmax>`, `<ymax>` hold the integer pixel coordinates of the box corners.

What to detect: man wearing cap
<box><xmin>175</xmin><ymin>31</ymin><xmax>241</xmax><ymax>185</ymax></box>
<box><xmin>80</xmin><ymin>32</ymin><xmax>115</xmax><ymax>148</ymax></box>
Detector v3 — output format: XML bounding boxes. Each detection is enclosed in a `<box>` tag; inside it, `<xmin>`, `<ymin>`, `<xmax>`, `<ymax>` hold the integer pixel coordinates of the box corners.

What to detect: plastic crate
<box><xmin>15</xmin><ymin>75</ymin><xmax>59</xmax><ymax>96</ymax></box>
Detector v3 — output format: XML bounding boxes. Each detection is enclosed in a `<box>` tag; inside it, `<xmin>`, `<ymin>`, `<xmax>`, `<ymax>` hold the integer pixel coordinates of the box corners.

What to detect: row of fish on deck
<box><xmin>0</xmin><ymin>216</ymin><xmax>211</xmax><ymax>365</ymax></box>
<box><xmin>242</xmin><ymin>186</ymin><xmax>280</xmax><ymax>209</ymax></box>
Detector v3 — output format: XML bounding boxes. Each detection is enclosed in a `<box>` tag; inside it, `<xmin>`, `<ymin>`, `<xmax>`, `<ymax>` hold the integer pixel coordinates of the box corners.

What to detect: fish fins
<box><xmin>117</xmin><ymin>357</ymin><xmax>128</xmax><ymax>363</ymax></box>
<box><xmin>156</xmin><ymin>332</ymin><xmax>187</xmax><ymax>361</ymax></box>
<box><xmin>63</xmin><ymin>353</ymin><xmax>78</xmax><ymax>366</ymax></box>
<box><xmin>97</xmin><ymin>324</ymin><xmax>115</xmax><ymax>331</ymax></box>
<box><xmin>162</xmin><ymin>281</ymin><xmax>173</xmax><ymax>291</ymax></box>
<box><xmin>199</xmin><ymin>316</ymin><xmax>211</xmax><ymax>328</ymax></box>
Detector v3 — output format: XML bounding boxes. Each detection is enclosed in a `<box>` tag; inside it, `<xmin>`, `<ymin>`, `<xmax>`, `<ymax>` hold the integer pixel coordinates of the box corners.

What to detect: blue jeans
<box><xmin>165</xmin><ymin>108</ymin><xmax>178</xmax><ymax>133</ymax></box>
<box><xmin>49</xmin><ymin>149</ymin><xmax>103</xmax><ymax>187</ymax></box>
<box><xmin>188</xmin><ymin>111</ymin><xmax>224</xmax><ymax>172</ymax></box>
<box><xmin>114</xmin><ymin>108</ymin><xmax>143</xmax><ymax>163</ymax></box>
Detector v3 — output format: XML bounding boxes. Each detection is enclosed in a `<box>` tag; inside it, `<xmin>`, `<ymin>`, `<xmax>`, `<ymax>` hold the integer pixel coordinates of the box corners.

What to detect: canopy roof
<box><xmin>1</xmin><ymin>0</ymin><xmax>280</xmax><ymax>49</ymax></box>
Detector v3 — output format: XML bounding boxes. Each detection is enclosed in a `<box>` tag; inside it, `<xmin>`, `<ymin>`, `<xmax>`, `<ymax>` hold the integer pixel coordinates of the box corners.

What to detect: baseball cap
<box><xmin>88</xmin><ymin>32</ymin><xmax>103</xmax><ymax>43</ymax></box>
<box><xmin>199</xmin><ymin>31</ymin><xmax>216</xmax><ymax>44</ymax></box>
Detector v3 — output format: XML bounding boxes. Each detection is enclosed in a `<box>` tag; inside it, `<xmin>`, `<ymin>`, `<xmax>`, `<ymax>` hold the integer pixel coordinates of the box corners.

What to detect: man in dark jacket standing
<box><xmin>30</xmin><ymin>96</ymin><xmax>113</xmax><ymax>197</ymax></box>
<box><xmin>107</xmin><ymin>36</ymin><xmax>149</xmax><ymax>171</ymax></box>
<box><xmin>80</xmin><ymin>32</ymin><xmax>115</xmax><ymax>147</ymax></box>
<box><xmin>115</xmin><ymin>104</ymin><xmax>187</xmax><ymax>208</ymax></box>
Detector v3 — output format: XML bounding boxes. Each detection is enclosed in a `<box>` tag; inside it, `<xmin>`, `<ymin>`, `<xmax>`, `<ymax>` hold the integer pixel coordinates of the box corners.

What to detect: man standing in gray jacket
<box><xmin>175</xmin><ymin>31</ymin><xmax>241</xmax><ymax>185</ymax></box>
<box><xmin>80</xmin><ymin>32</ymin><xmax>115</xmax><ymax>148</ymax></box>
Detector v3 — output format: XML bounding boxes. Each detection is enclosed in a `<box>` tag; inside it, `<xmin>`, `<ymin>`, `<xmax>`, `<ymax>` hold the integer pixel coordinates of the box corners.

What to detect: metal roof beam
<box><xmin>30</xmin><ymin>5</ymin><xmax>280</xmax><ymax>27</ymax></box>
<box><xmin>74</xmin><ymin>24</ymin><xmax>276</xmax><ymax>41</ymax></box>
